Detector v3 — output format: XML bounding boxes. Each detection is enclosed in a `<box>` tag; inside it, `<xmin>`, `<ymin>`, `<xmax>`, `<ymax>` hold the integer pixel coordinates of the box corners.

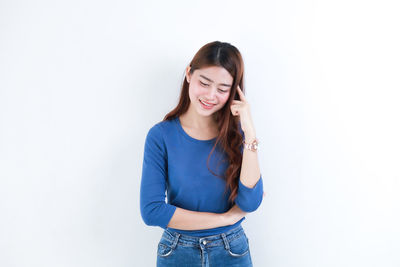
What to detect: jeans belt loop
<box><xmin>171</xmin><ymin>233</ymin><xmax>180</xmax><ymax>249</ymax></box>
<box><xmin>221</xmin><ymin>233</ymin><xmax>230</xmax><ymax>250</ymax></box>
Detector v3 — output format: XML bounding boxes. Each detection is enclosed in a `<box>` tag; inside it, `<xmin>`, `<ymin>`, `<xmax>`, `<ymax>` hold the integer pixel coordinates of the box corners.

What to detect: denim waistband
<box><xmin>161</xmin><ymin>224</ymin><xmax>246</xmax><ymax>248</ymax></box>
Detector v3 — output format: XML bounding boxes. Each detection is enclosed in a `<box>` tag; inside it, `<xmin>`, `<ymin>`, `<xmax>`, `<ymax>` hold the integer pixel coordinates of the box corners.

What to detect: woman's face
<box><xmin>186</xmin><ymin>65</ymin><xmax>233</xmax><ymax>117</ymax></box>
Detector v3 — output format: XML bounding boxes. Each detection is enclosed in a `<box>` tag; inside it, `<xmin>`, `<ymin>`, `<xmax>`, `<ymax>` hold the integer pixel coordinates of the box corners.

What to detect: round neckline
<box><xmin>174</xmin><ymin>117</ymin><xmax>217</xmax><ymax>144</ymax></box>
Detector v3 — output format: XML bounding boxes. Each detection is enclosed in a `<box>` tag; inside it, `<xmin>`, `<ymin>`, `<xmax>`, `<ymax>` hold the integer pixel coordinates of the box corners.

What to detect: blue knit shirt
<box><xmin>140</xmin><ymin>116</ymin><xmax>263</xmax><ymax>237</ymax></box>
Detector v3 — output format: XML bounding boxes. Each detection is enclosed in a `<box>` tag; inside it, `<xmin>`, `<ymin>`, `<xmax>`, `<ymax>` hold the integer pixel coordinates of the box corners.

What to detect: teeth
<box><xmin>200</xmin><ymin>99</ymin><xmax>214</xmax><ymax>107</ymax></box>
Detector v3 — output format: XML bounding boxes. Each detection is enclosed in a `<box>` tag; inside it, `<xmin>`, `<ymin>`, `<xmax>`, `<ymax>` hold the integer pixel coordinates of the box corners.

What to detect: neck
<box><xmin>180</xmin><ymin>104</ymin><xmax>217</xmax><ymax>129</ymax></box>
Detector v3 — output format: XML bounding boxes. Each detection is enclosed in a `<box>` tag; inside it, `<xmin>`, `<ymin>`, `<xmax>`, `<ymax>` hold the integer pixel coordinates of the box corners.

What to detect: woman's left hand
<box><xmin>230</xmin><ymin>86</ymin><xmax>256</xmax><ymax>138</ymax></box>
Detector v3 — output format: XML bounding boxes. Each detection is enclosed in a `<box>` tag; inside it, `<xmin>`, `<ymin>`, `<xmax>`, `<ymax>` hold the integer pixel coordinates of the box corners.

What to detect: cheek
<box><xmin>218</xmin><ymin>94</ymin><xmax>230</xmax><ymax>105</ymax></box>
<box><xmin>188</xmin><ymin>85</ymin><xmax>200</xmax><ymax>100</ymax></box>
<box><xmin>191</xmin><ymin>85</ymin><xmax>205</xmax><ymax>97</ymax></box>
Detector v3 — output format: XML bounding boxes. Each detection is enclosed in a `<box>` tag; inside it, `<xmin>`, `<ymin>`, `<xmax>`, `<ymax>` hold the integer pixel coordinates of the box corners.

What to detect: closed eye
<box><xmin>200</xmin><ymin>81</ymin><xmax>228</xmax><ymax>93</ymax></box>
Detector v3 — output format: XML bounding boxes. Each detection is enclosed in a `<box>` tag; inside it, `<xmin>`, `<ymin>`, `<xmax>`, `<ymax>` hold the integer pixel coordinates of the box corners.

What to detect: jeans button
<box><xmin>202</xmin><ymin>240</ymin><xmax>207</xmax><ymax>245</ymax></box>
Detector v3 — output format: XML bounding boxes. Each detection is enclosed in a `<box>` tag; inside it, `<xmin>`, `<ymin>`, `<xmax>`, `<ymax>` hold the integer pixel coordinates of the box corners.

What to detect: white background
<box><xmin>1</xmin><ymin>0</ymin><xmax>399</xmax><ymax>266</ymax></box>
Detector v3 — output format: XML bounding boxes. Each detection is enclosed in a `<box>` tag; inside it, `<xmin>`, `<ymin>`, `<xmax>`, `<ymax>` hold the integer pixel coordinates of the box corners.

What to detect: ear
<box><xmin>185</xmin><ymin>66</ymin><xmax>191</xmax><ymax>83</ymax></box>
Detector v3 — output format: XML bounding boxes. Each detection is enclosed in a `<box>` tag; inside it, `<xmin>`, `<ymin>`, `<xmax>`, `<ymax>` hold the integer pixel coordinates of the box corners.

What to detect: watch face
<box><xmin>252</xmin><ymin>139</ymin><xmax>259</xmax><ymax>150</ymax></box>
<box><xmin>243</xmin><ymin>139</ymin><xmax>259</xmax><ymax>151</ymax></box>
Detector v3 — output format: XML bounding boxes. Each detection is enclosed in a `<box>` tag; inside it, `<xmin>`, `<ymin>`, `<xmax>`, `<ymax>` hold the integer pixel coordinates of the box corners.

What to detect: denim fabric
<box><xmin>156</xmin><ymin>225</ymin><xmax>253</xmax><ymax>267</ymax></box>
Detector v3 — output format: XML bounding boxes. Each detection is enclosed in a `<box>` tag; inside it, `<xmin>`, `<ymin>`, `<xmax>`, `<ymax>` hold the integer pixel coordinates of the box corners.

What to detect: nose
<box><xmin>205</xmin><ymin>87</ymin><xmax>217</xmax><ymax>100</ymax></box>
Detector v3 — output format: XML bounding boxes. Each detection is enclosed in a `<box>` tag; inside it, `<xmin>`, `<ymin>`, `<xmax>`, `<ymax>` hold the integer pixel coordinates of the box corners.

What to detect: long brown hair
<box><xmin>163</xmin><ymin>41</ymin><xmax>245</xmax><ymax>205</ymax></box>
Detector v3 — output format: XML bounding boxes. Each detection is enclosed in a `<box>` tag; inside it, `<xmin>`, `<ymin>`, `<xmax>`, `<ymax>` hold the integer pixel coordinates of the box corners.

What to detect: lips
<box><xmin>199</xmin><ymin>99</ymin><xmax>216</xmax><ymax>110</ymax></box>
<box><xmin>199</xmin><ymin>99</ymin><xmax>216</xmax><ymax>106</ymax></box>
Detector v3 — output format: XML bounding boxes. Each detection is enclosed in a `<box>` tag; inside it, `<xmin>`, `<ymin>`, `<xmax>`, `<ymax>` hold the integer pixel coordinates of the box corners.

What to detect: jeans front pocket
<box><xmin>157</xmin><ymin>237</ymin><xmax>175</xmax><ymax>258</ymax></box>
<box><xmin>227</xmin><ymin>234</ymin><xmax>250</xmax><ymax>257</ymax></box>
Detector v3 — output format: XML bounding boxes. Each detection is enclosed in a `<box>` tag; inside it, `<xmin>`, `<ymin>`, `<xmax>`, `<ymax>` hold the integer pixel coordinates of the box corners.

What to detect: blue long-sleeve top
<box><xmin>140</xmin><ymin>116</ymin><xmax>263</xmax><ymax>237</ymax></box>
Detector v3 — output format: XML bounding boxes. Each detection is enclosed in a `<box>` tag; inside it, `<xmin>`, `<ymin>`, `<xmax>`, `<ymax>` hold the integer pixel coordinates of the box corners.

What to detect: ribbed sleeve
<box><xmin>140</xmin><ymin>124</ymin><xmax>177</xmax><ymax>229</ymax></box>
<box><xmin>235</xmin><ymin>174</ymin><xmax>264</xmax><ymax>212</ymax></box>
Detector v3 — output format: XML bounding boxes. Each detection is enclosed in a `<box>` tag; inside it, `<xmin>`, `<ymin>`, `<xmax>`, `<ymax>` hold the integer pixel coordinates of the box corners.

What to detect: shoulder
<box><xmin>145</xmin><ymin>118</ymin><xmax>176</xmax><ymax>142</ymax></box>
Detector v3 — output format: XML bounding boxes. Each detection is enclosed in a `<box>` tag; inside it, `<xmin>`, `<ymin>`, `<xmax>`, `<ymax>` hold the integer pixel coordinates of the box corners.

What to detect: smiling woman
<box><xmin>185</xmin><ymin>65</ymin><xmax>233</xmax><ymax>115</ymax></box>
<box><xmin>140</xmin><ymin>41</ymin><xmax>264</xmax><ymax>267</ymax></box>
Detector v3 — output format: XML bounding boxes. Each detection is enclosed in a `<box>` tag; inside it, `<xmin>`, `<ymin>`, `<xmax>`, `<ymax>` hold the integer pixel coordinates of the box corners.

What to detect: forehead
<box><xmin>195</xmin><ymin>66</ymin><xmax>233</xmax><ymax>83</ymax></box>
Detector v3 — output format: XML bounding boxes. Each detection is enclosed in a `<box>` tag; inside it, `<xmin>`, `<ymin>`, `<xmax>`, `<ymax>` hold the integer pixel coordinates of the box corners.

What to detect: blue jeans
<box><xmin>156</xmin><ymin>225</ymin><xmax>253</xmax><ymax>267</ymax></box>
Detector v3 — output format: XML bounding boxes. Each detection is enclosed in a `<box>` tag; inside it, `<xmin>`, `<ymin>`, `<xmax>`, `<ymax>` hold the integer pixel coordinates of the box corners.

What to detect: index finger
<box><xmin>236</xmin><ymin>86</ymin><xmax>247</xmax><ymax>102</ymax></box>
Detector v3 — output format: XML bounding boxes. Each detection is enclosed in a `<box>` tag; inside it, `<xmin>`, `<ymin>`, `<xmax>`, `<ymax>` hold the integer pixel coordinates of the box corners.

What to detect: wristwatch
<box><xmin>243</xmin><ymin>138</ymin><xmax>259</xmax><ymax>152</ymax></box>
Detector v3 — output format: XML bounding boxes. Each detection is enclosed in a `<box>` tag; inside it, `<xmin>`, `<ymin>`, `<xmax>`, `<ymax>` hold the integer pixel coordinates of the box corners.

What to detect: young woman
<box><xmin>140</xmin><ymin>41</ymin><xmax>264</xmax><ymax>267</ymax></box>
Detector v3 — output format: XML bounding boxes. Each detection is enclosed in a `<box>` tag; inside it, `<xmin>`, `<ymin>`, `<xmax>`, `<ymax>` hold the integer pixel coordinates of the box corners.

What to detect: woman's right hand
<box><xmin>224</xmin><ymin>204</ymin><xmax>248</xmax><ymax>225</ymax></box>
<box><xmin>224</xmin><ymin>192</ymin><xmax>265</xmax><ymax>225</ymax></box>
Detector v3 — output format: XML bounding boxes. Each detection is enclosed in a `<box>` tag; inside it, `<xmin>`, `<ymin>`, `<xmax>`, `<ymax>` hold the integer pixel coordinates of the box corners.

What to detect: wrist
<box><xmin>221</xmin><ymin>212</ymin><xmax>233</xmax><ymax>225</ymax></box>
<box><xmin>244</xmin><ymin>130</ymin><xmax>256</xmax><ymax>142</ymax></box>
<box><xmin>244</xmin><ymin>135</ymin><xmax>256</xmax><ymax>143</ymax></box>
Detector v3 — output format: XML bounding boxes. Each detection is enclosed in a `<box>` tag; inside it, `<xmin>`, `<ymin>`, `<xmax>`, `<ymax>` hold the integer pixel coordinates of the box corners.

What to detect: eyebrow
<box><xmin>199</xmin><ymin>75</ymin><xmax>232</xmax><ymax>88</ymax></box>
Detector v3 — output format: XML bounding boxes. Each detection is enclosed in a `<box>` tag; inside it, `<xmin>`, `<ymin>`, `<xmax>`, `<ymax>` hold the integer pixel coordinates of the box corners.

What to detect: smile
<box><xmin>199</xmin><ymin>99</ymin><xmax>216</xmax><ymax>109</ymax></box>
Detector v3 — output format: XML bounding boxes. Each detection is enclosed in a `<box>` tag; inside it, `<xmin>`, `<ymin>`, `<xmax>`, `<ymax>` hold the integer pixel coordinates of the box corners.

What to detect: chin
<box><xmin>198</xmin><ymin>110</ymin><xmax>215</xmax><ymax>117</ymax></box>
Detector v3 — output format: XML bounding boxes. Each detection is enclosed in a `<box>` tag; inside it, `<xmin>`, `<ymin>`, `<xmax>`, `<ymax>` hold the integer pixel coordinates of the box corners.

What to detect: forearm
<box><xmin>240</xmin><ymin>131</ymin><xmax>261</xmax><ymax>188</ymax></box>
<box><xmin>166</xmin><ymin>207</ymin><xmax>232</xmax><ymax>230</ymax></box>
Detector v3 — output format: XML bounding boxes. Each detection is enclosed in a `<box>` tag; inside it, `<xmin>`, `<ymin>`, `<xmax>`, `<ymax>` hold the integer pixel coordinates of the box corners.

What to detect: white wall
<box><xmin>1</xmin><ymin>0</ymin><xmax>399</xmax><ymax>266</ymax></box>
